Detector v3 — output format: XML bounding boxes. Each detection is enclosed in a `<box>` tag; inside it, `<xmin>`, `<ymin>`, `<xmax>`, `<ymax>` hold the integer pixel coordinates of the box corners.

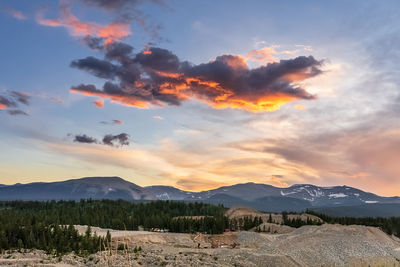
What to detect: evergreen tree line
<box><xmin>281</xmin><ymin>212</ymin><xmax>323</xmax><ymax>228</ymax></box>
<box><xmin>0</xmin><ymin>221</ymin><xmax>110</xmax><ymax>256</ymax></box>
<box><xmin>0</xmin><ymin>200</ymin><xmax>226</xmax><ymax>231</ymax></box>
<box><xmin>228</xmin><ymin>216</ymin><xmax>263</xmax><ymax>231</ymax></box>
<box><xmin>306</xmin><ymin>210</ymin><xmax>400</xmax><ymax>237</ymax></box>
<box><xmin>0</xmin><ymin>200</ymin><xmax>229</xmax><ymax>254</ymax></box>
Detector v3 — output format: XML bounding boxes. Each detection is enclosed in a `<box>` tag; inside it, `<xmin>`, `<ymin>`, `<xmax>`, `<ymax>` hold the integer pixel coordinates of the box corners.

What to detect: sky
<box><xmin>0</xmin><ymin>0</ymin><xmax>399</xmax><ymax>196</ymax></box>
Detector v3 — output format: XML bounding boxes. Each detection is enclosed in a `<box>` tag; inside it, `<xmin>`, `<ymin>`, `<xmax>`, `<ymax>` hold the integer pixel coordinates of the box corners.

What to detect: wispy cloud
<box><xmin>36</xmin><ymin>0</ymin><xmax>131</xmax><ymax>46</ymax></box>
<box><xmin>7</xmin><ymin>109</ymin><xmax>28</xmax><ymax>116</ymax></box>
<box><xmin>3</xmin><ymin>6</ymin><xmax>26</xmax><ymax>20</ymax></box>
<box><xmin>100</xmin><ymin>119</ymin><xmax>124</xmax><ymax>125</ymax></box>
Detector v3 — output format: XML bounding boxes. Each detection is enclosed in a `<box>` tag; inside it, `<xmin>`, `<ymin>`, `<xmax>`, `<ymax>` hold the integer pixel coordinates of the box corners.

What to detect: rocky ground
<box><xmin>1</xmin><ymin>223</ymin><xmax>400</xmax><ymax>266</ymax></box>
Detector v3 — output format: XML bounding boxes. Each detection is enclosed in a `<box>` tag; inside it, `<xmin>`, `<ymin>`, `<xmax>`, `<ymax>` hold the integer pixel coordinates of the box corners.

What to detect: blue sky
<box><xmin>0</xmin><ymin>0</ymin><xmax>399</xmax><ymax>196</ymax></box>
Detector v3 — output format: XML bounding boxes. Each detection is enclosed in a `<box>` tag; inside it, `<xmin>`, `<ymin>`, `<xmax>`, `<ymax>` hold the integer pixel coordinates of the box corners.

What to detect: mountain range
<box><xmin>1</xmin><ymin>176</ymin><xmax>399</xmax><ymax>216</ymax></box>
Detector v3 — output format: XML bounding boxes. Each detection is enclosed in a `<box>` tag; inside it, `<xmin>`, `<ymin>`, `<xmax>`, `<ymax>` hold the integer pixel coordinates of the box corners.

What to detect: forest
<box><xmin>2</xmin><ymin>200</ymin><xmax>399</xmax><ymax>255</ymax></box>
<box><xmin>0</xmin><ymin>200</ymin><xmax>260</xmax><ymax>254</ymax></box>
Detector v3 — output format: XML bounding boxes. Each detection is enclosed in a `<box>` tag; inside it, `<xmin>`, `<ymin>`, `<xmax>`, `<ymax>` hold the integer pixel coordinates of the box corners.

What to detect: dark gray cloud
<box><xmin>70</xmin><ymin>132</ymin><xmax>130</xmax><ymax>147</ymax></box>
<box><xmin>79</xmin><ymin>0</ymin><xmax>165</xmax><ymax>11</ymax></box>
<box><xmin>0</xmin><ymin>91</ymin><xmax>30</xmax><ymax>115</ymax></box>
<box><xmin>70</xmin><ymin>45</ymin><xmax>323</xmax><ymax>112</ymax></box>
<box><xmin>105</xmin><ymin>42</ymin><xmax>134</xmax><ymax>62</ymax></box>
<box><xmin>81</xmin><ymin>35</ymin><xmax>104</xmax><ymax>50</ymax></box>
<box><xmin>6</xmin><ymin>109</ymin><xmax>28</xmax><ymax>116</ymax></box>
<box><xmin>70</xmin><ymin>57</ymin><xmax>118</xmax><ymax>79</ymax></box>
<box><xmin>102</xmin><ymin>133</ymin><xmax>130</xmax><ymax>146</ymax></box>
<box><xmin>73</xmin><ymin>134</ymin><xmax>98</xmax><ymax>144</ymax></box>
<box><xmin>0</xmin><ymin>96</ymin><xmax>17</xmax><ymax>109</ymax></box>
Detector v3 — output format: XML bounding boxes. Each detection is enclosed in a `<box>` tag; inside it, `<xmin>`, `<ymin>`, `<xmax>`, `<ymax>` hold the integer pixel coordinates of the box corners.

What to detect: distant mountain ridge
<box><xmin>0</xmin><ymin>177</ymin><xmax>155</xmax><ymax>201</ymax></box>
<box><xmin>1</xmin><ymin>177</ymin><xmax>399</xmax><ymax>216</ymax></box>
<box><xmin>145</xmin><ymin>182</ymin><xmax>400</xmax><ymax>207</ymax></box>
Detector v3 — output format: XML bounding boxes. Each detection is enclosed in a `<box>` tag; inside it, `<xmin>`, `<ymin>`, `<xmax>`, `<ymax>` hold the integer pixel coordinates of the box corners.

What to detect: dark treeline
<box><xmin>0</xmin><ymin>200</ymin><xmax>230</xmax><ymax>254</ymax></box>
<box><xmin>281</xmin><ymin>212</ymin><xmax>323</xmax><ymax>228</ymax></box>
<box><xmin>306</xmin><ymin>210</ymin><xmax>400</xmax><ymax>237</ymax></box>
<box><xmin>0</xmin><ymin>221</ymin><xmax>109</xmax><ymax>256</ymax></box>
<box><xmin>228</xmin><ymin>216</ymin><xmax>263</xmax><ymax>231</ymax></box>
<box><xmin>0</xmin><ymin>200</ymin><xmax>227</xmax><ymax>232</ymax></box>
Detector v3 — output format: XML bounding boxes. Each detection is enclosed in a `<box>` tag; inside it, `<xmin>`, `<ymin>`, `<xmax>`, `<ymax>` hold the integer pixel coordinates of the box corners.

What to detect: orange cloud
<box><xmin>36</xmin><ymin>1</ymin><xmax>130</xmax><ymax>46</ymax></box>
<box><xmin>246</xmin><ymin>46</ymin><xmax>279</xmax><ymax>64</ymax></box>
<box><xmin>270</xmin><ymin>176</ymin><xmax>289</xmax><ymax>187</ymax></box>
<box><xmin>93</xmin><ymin>100</ymin><xmax>104</xmax><ymax>108</ymax></box>
<box><xmin>153</xmin><ymin>115</ymin><xmax>163</xmax><ymax>120</ymax></box>
<box><xmin>0</xmin><ymin>103</ymin><xmax>6</xmax><ymax>110</ymax></box>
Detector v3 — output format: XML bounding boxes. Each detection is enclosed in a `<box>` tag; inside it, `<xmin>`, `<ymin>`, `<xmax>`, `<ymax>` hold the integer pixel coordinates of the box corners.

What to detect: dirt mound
<box><xmin>272</xmin><ymin>224</ymin><xmax>400</xmax><ymax>266</ymax></box>
<box><xmin>225</xmin><ymin>206</ymin><xmax>263</xmax><ymax>218</ymax></box>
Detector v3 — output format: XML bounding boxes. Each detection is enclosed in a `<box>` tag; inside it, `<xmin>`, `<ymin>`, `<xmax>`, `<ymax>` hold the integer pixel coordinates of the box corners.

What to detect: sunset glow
<box><xmin>1</xmin><ymin>0</ymin><xmax>399</xmax><ymax>197</ymax></box>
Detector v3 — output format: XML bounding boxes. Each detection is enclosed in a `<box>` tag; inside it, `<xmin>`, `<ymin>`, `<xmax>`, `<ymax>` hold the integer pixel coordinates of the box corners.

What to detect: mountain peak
<box><xmin>0</xmin><ymin>176</ymin><xmax>155</xmax><ymax>201</ymax></box>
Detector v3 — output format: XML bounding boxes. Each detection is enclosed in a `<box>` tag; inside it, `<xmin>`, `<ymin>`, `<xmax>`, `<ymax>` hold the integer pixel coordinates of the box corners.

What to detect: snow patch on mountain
<box><xmin>329</xmin><ymin>193</ymin><xmax>348</xmax><ymax>198</ymax></box>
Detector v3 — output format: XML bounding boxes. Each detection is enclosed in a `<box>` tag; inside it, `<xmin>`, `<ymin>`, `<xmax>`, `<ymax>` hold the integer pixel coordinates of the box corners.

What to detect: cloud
<box><xmin>70</xmin><ymin>45</ymin><xmax>322</xmax><ymax>112</ymax></box>
<box><xmin>79</xmin><ymin>0</ymin><xmax>169</xmax><ymax>13</ymax></box>
<box><xmin>49</xmin><ymin>96</ymin><xmax>64</xmax><ymax>104</ymax></box>
<box><xmin>3</xmin><ymin>6</ymin><xmax>26</xmax><ymax>20</ymax></box>
<box><xmin>70</xmin><ymin>56</ymin><xmax>118</xmax><ymax>79</ymax></box>
<box><xmin>0</xmin><ymin>91</ymin><xmax>30</xmax><ymax>115</ymax></box>
<box><xmin>36</xmin><ymin>0</ymin><xmax>131</xmax><ymax>45</ymax></box>
<box><xmin>72</xmin><ymin>134</ymin><xmax>98</xmax><ymax>144</ymax></box>
<box><xmin>175</xmin><ymin>176</ymin><xmax>228</xmax><ymax>191</ymax></box>
<box><xmin>93</xmin><ymin>100</ymin><xmax>104</xmax><ymax>108</ymax></box>
<box><xmin>153</xmin><ymin>115</ymin><xmax>163</xmax><ymax>120</ymax></box>
<box><xmin>245</xmin><ymin>44</ymin><xmax>312</xmax><ymax>64</ymax></box>
<box><xmin>102</xmin><ymin>133</ymin><xmax>130</xmax><ymax>146</ymax></box>
<box><xmin>100</xmin><ymin>119</ymin><xmax>123</xmax><ymax>125</ymax></box>
<box><xmin>112</xmin><ymin>119</ymin><xmax>123</xmax><ymax>125</ymax></box>
<box><xmin>6</xmin><ymin>109</ymin><xmax>28</xmax><ymax>116</ymax></box>
<box><xmin>35</xmin><ymin>92</ymin><xmax>64</xmax><ymax>104</ymax></box>
<box><xmin>270</xmin><ymin>175</ymin><xmax>289</xmax><ymax>187</ymax></box>
<box><xmin>0</xmin><ymin>96</ymin><xmax>16</xmax><ymax>109</ymax></box>
<box><xmin>37</xmin><ymin>0</ymin><xmax>166</xmax><ymax>47</ymax></box>
<box><xmin>70</xmin><ymin>132</ymin><xmax>130</xmax><ymax>147</ymax></box>
<box><xmin>11</xmin><ymin>91</ymin><xmax>31</xmax><ymax>105</ymax></box>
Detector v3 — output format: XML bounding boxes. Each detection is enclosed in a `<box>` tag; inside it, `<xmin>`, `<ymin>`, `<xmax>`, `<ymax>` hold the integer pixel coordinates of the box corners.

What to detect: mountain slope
<box><xmin>0</xmin><ymin>177</ymin><xmax>156</xmax><ymax>201</ymax></box>
<box><xmin>1</xmin><ymin>177</ymin><xmax>399</xmax><ymax>215</ymax></box>
<box><xmin>146</xmin><ymin>182</ymin><xmax>400</xmax><ymax>211</ymax></box>
<box><xmin>144</xmin><ymin>185</ymin><xmax>190</xmax><ymax>200</ymax></box>
<box><xmin>311</xmin><ymin>203</ymin><xmax>400</xmax><ymax>217</ymax></box>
